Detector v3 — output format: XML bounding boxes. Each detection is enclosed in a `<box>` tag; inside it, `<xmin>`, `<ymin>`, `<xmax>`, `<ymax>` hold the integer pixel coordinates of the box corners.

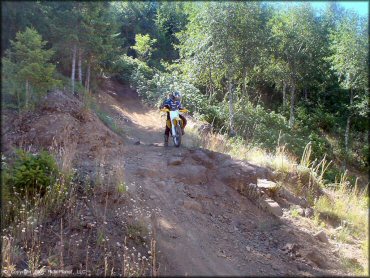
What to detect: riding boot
<box><xmin>164</xmin><ymin>134</ymin><xmax>169</xmax><ymax>147</ymax></box>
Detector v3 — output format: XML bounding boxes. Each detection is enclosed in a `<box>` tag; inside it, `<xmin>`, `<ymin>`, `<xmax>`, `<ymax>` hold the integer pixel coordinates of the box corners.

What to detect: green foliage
<box><xmin>3</xmin><ymin>150</ymin><xmax>59</xmax><ymax>197</ymax></box>
<box><xmin>132</xmin><ymin>34</ymin><xmax>157</xmax><ymax>62</ymax></box>
<box><xmin>112</xmin><ymin>55</ymin><xmax>153</xmax><ymax>84</ymax></box>
<box><xmin>2</xmin><ymin>27</ymin><xmax>60</xmax><ymax>110</ymax></box>
<box><xmin>117</xmin><ymin>182</ymin><xmax>126</xmax><ymax>194</ymax></box>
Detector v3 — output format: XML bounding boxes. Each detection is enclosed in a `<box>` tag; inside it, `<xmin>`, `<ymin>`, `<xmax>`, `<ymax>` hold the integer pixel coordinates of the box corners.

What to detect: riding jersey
<box><xmin>161</xmin><ymin>98</ymin><xmax>183</xmax><ymax>111</ymax></box>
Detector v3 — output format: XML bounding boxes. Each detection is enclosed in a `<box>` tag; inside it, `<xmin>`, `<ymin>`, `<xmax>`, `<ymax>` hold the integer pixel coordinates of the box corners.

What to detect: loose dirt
<box><xmin>94</xmin><ymin>79</ymin><xmax>345</xmax><ymax>276</ymax></box>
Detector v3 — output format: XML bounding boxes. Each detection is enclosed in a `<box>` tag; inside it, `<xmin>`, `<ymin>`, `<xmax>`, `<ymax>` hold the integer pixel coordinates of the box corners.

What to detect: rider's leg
<box><xmin>180</xmin><ymin>115</ymin><xmax>187</xmax><ymax>135</ymax></box>
<box><xmin>164</xmin><ymin>128</ymin><xmax>170</xmax><ymax>146</ymax></box>
<box><xmin>164</xmin><ymin>113</ymin><xmax>170</xmax><ymax>146</ymax></box>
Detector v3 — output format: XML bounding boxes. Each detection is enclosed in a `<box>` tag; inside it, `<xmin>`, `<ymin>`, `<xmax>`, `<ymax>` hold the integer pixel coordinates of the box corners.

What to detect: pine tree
<box><xmin>2</xmin><ymin>27</ymin><xmax>60</xmax><ymax>110</ymax></box>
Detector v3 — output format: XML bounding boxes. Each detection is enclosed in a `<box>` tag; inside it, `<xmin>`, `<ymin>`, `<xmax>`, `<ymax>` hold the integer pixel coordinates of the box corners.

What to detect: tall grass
<box><xmin>314</xmin><ymin>172</ymin><xmax>368</xmax><ymax>239</ymax></box>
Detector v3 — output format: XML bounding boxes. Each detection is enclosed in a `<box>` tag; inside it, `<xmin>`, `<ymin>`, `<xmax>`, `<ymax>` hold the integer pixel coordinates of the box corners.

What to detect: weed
<box><xmin>118</xmin><ymin>182</ymin><xmax>127</xmax><ymax>194</ymax></box>
<box><xmin>127</xmin><ymin>221</ymin><xmax>148</xmax><ymax>244</ymax></box>
<box><xmin>290</xmin><ymin>207</ymin><xmax>301</xmax><ymax>218</ymax></box>
<box><xmin>335</xmin><ymin>226</ymin><xmax>352</xmax><ymax>243</ymax></box>
<box><xmin>97</xmin><ymin>230</ymin><xmax>105</xmax><ymax>247</ymax></box>
<box><xmin>340</xmin><ymin>255</ymin><xmax>365</xmax><ymax>276</ymax></box>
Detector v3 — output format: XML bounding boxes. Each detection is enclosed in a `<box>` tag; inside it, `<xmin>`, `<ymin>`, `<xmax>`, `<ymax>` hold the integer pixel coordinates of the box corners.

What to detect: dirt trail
<box><xmin>96</xmin><ymin>80</ymin><xmax>344</xmax><ymax>276</ymax></box>
<box><xmin>0</xmin><ymin>80</ymin><xmax>355</xmax><ymax>275</ymax></box>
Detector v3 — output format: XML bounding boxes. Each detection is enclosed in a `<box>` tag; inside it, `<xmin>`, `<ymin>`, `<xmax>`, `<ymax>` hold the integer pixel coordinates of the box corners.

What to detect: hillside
<box><xmin>2</xmin><ymin>79</ymin><xmax>366</xmax><ymax>276</ymax></box>
<box><xmin>1</xmin><ymin>1</ymin><xmax>368</xmax><ymax>276</ymax></box>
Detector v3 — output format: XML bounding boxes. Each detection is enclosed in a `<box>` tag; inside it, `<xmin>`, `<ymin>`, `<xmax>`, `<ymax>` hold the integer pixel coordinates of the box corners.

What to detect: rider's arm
<box><xmin>160</xmin><ymin>99</ymin><xmax>170</xmax><ymax>109</ymax></box>
<box><xmin>177</xmin><ymin>100</ymin><xmax>184</xmax><ymax>110</ymax></box>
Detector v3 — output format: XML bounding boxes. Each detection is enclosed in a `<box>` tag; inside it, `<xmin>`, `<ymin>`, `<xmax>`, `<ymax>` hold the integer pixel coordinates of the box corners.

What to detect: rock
<box><xmin>134</xmin><ymin>140</ymin><xmax>140</xmax><ymax>145</ymax></box>
<box><xmin>183</xmin><ymin>200</ymin><xmax>203</xmax><ymax>213</ymax></box>
<box><xmin>191</xmin><ymin>149</ymin><xmax>214</xmax><ymax>168</ymax></box>
<box><xmin>197</xmin><ymin>123</ymin><xmax>212</xmax><ymax>134</ymax></box>
<box><xmin>314</xmin><ymin>230</ymin><xmax>329</xmax><ymax>243</ymax></box>
<box><xmin>304</xmin><ymin>207</ymin><xmax>314</xmax><ymax>218</ymax></box>
<box><xmin>168</xmin><ymin>156</ymin><xmax>183</xmax><ymax>166</ymax></box>
<box><xmin>304</xmin><ymin>249</ymin><xmax>328</xmax><ymax>269</ymax></box>
<box><xmin>282</xmin><ymin>243</ymin><xmax>299</xmax><ymax>253</ymax></box>
<box><xmin>216</xmin><ymin>160</ymin><xmax>257</xmax><ymax>194</ymax></box>
<box><xmin>278</xmin><ymin>187</ymin><xmax>309</xmax><ymax>208</ymax></box>
<box><xmin>260</xmin><ymin>198</ymin><xmax>283</xmax><ymax>217</ymax></box>
<box><xmin>257</xmin><ymin>179</ymin><xmax>277</xmax><ymax>190</ymax></box>
<box><xmin>266</xmin><ymin>254</ymin><xmax>272</xmax><ymax>259</ymax></box>
<box><xmin>246</xmin><ymin>246</ymin><xmax>251</xmax><ymax>252</ymax></box>
<box><xmin>149</xmin><ymin>195</ymin><xmax>156</xmax><ymax>200</ymax></box>
<box><xmin>171</xmin><ymin>164</ymin><xmax>208</xmax><ymax>184</ymax></box>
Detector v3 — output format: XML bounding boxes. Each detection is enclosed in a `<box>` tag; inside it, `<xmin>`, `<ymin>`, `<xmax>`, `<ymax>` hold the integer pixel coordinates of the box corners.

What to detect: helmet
<box><xmin>171</xmin><ymin>91</ymin><xmax>181</xmax><ymax>101</ymax></box>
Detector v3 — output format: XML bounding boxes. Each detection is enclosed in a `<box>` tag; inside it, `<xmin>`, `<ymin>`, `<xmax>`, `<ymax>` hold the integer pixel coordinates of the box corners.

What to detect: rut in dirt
<box><xmin>99</xmin><ymin>80</ymin><xmax>344</xmax><ymax>276</ymax></box>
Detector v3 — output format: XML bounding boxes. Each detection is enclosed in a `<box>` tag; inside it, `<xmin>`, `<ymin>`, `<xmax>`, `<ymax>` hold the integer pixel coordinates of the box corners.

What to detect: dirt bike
<box><xmin>160</xmin><ymin>107</ymin><xmax>188</xmax><ymax>147</ymax></box>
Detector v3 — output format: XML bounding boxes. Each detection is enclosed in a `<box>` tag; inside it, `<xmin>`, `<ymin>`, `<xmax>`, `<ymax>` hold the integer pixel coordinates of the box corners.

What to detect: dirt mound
<box><xmin>2</xmin><ymin>90</ymin><xmax>124</xmax><ymax>182</ymax></box>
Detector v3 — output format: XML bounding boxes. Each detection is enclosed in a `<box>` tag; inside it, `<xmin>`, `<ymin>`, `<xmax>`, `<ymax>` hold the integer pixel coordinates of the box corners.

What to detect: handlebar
<box><xmin>160</xmin><ymin>108</ymin><xmax>189</xmax><ymax>113</ymax></box>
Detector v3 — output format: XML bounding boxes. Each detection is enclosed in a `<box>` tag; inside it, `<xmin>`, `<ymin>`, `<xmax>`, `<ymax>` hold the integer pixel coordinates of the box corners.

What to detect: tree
<box><xmin>268</xmin><ymin>4</ymin><xmax>323</xmax><ymax>127</ymax></box>
<box><xmin>326</xmin><ymin>12</ymin><xmax>368</xmax><ymax>158</ymax></box>
<box><xmin>154</xmin><ymin>1</ymin><xmax>188</xmax><ymax>61</ymax></box>
<box><xmin>132</xmin><ymin>34</ymin><xmax>157</xmax><ymax>62</ymax></box>
<box><xmin>2</xmin><ymin>27</ymin><xmax>60</xmax><ymax>110</ymax></box>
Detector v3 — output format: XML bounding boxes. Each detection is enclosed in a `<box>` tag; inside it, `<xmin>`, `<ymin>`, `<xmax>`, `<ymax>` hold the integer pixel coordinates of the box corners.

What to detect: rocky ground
<box><xmin>1</xmin><ymin>79</ymin><xmax>361</xmax><ymax>276</ymax></box>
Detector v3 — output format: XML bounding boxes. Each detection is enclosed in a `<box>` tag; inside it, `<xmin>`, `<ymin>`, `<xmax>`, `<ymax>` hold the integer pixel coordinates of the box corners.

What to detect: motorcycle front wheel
<box><xmin>173</xmin><ymin>125</ymin><xmax>182</xmax><ymax>147</ymax></box>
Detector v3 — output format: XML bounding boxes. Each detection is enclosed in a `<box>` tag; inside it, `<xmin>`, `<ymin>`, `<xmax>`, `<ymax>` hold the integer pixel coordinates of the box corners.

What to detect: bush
<box><xmin>112</xmin><ymin>55</ymin><xmax>153</xmax><ymax>84</ymax></box>
<box><xmin>233</xmin><ymin>99</ymin><xmax>289</xmax><ymax>150</ymax></box>
<box><xmin>4</xmin><ymin>149</ymin><xmax>59</xmax><ymax>197</ymax></box>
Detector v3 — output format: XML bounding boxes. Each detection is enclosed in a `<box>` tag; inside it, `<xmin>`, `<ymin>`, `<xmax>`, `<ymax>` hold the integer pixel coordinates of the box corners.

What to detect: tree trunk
<box><xmin>282</xmin><ymin>81</ymin><xmax>286</xmax><ymax>108</ymax></box>
<box><xmin>344</xmin><ymin>88</ymin><xmax>353</xmax><ymax>157</ymax></box>
<box><xmin>78</xmin><ymin>48</ymin><xmax>82</xmax><ymax>84</ymax></box>
<box><xmin>242</xmin><ymin>67</ymin><xmax>247</xmax><ymax>98</ymax></box>
<box><xmin>207</xmin><ymin>68</ymin><xmax>211</xmax><ymax>100</ymax></box>
<box><xmin>16</xmin><ymin>88</ymin><xmax>21</xmax><ymax>112</ymax></box>
<box><xmin>71</xmin><ymin>44</ymin><xmax>77</xmax><ymax>93</ymax></box>
<box><xmin>228</xmin><ymin>75</ymin><xmax>235</xmax><ymax>136</ymax></box>
<box><xmin>25</xmin><ymin>80</ymin><xmax>30</xmax><ymax>109</ymax></box>
<box><xmin>289</xmin><ymin>82</ymin><xmax>295</xmax><ymax>128</ymax></box>
<box><xmin>304</xmin><ymin>87</ymin><xmax>308</xmax><ymax>101</ymax></box>
<box><xmin>85</xmin><ymin>62</ymin><xmax>91</xmax><ymax>93</ymax></box>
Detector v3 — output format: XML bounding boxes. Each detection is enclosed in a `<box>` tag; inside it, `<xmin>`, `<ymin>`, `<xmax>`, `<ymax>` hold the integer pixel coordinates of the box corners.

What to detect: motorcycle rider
<box><xmin>160</xmin><ymin>91</ymin><xmax>187</xmax><ymax>147</ymax></box>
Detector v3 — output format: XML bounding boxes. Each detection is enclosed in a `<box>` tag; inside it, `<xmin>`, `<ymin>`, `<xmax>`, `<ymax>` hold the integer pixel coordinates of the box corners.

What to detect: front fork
<box><xmin>171</xmin><ymin>118</ymin><xmax>182</xmax><ymax>137</ymax></box>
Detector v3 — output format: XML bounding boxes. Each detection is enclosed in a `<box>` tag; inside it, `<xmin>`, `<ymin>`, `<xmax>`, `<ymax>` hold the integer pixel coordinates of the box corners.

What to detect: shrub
<box><xmin>112</xmin><ymin>55</ymin><xmax>153</xmax><ymax>84</ymax></box>
<box><xmin>4</xmin><ymin>149</ymin><xmax>59</xmax><ymax>197</ymax></box>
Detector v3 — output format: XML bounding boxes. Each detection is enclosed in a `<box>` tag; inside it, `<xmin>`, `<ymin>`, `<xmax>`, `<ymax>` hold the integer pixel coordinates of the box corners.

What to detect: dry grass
<box><xmin>314</xmin><ymin>172</ymin><xmax>368</xmax><ymax>240</ymax></box>
<box><xmin>1</xmin><ymin>141</ymin><xmax>157</xmax><ymax>276</ymax></box>
<box><xmin>189</xmin><ymin>129</ymin><xmax>368</xmax><ymax>275</ymax></box>
<box><xmin>188</xmin><ymin>128</ymin><xmax>297</xmax><ymax>172</ymax></box>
